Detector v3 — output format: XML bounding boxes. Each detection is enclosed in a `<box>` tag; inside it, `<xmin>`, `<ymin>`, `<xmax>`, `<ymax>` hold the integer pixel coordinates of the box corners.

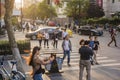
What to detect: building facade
<box><xmin>103</xmin><ymin>0</ymin><xmax>120</xmax><ymax>17</ymax></box>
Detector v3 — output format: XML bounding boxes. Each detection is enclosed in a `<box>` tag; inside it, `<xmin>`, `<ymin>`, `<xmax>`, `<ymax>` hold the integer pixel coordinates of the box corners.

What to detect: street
<box><xmin>0</xmin><ymin>30</ymin><xmax>120</xmax><ymax>80</ymax></box>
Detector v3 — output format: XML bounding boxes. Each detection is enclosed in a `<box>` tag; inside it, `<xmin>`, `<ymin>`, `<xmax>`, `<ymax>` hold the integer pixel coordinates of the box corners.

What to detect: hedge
<box><xmin>87</xmin><ymin>17</ymin><xmax>120</xmax><ymax>25</ymax></box>
<box><xmin>0</xmin><ymin>40</ymin><xmax>31</xmax><ymax>55</ymax></box>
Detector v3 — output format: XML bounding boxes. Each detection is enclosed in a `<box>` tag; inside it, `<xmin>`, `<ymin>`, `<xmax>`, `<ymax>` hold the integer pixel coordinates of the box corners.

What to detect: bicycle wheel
<box><xmin>12</xmin><ymin>71</ymin><xmax>25</xmax><ymax>80</ymax></box>
<box><xmin>0</xmin><ymin>73</ymin><xmax>3</xmax><ymax>80</ymax></box>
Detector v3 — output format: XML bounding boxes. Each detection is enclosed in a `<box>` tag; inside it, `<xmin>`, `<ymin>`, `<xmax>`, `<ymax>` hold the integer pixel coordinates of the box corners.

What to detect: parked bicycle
<box><xmin>0</xmin><ymin>55</ymin><xmax>26</xmax><ymax>80</ymax></box>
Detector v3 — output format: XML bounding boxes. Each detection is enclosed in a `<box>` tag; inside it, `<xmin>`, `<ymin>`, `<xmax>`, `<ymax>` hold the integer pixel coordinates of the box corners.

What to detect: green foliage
<box><xmin>87</xmin><ymin>17</ymin><xmax>120</xmax><ymax>25</ymax></box>
<box><xmin>37</xmin><ymin>2</ymin><xmax>57</xmax><ymax>19</ymax></box>
<box><xmin>0</xmin><ymin>40</ymin><xmax>31</xmax><ymax>55</ymax></box>
<box><xmin>87</xmin><ymin>4</ymin><xmax>105</xmax><ymax>18</ymax></box>
<box><xmin>11</xmin><ymin>17</ymin><xmax>18</xmax><ymax>26</ymax></box>
<box><xmin>64</xmin><ymin>0</ymin><xmax>89</xmax><ymax>20</ymax></box>
<box><xmin>23</xmin><ymin>1</ymin><xmax>57</xmax><ymax>20</ymax></box>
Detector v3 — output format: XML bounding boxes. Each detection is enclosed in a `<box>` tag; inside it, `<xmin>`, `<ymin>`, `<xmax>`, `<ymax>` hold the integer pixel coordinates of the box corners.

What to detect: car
<box><xmin>25</xmin><ymin>27</ymin><xmax>62</xmax><ymax>40</ymax></box>
<box><xmin>78</xmin><ymin>26</ymin><xmax>103</xmax><ymax>36</ymax></box>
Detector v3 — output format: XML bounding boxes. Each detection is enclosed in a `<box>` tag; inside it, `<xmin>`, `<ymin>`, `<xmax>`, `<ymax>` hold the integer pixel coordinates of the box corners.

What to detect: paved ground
<box><xmin>0</xmin><ymin>30</ymin><xmax>120</xmax><ymax>80</ymax></box>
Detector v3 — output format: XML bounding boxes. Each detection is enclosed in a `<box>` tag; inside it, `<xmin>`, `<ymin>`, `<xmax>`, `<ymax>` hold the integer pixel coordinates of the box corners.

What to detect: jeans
<box><xmin>44</xmin><ymin>39</ymin><xmax>49</xmax><ymax>47</ymax></box>
<box><xmin>79</xmin><ymin>60</ymin><xmax>91</xmax><ymax>80</ymax></box>
<box><xmin>63</xmin><ymin>50</ymin><xmax>70</xmax><ymax>64</ymax></box>
<box><xmin>39</xmin><ymin>39</ymin><xmax>42</xmax><ymax>47</ymax></box>
<box><xmin>53</xmin><ymin>40</ymin><xmax>58</xmax><ymax>48</ymax></box>
<box><xmin>33</xmin><ymin>73</ymin><xmax>43</xmax><ymax>80</ymax></box>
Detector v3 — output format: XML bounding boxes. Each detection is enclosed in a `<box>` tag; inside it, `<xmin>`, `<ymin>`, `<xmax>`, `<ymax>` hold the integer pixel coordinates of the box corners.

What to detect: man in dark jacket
<box><xmin>79</xmin><ymin>41</ymin><xmax>94</xmax><ymax>80</ymax></box>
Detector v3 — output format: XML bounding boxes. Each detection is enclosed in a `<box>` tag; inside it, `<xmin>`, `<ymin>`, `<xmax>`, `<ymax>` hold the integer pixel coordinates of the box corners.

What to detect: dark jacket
<box><xmin>79</xmin><ymin>46</ymin><xmax>93</xmax><ymax>60</ymax></box>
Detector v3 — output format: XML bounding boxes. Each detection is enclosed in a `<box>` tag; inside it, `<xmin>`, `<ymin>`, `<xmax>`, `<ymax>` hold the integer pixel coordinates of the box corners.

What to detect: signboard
<box><xmin>12</xmin><ymin>9</ymin><xmax>21</xmax><ymax>16</ymax></box>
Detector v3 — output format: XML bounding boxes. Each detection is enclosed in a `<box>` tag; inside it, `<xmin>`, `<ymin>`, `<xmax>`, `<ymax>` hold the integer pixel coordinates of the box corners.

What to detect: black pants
<box><xmin>44</xmin><ymin>39</ymin><xmax>49</xmax><ymax>47</ymax></box>
<box><xmin>108</xmin><ymin>36</ymin><xmax>117</xmax><ymax>46</ymax></box>
<box><xmin>38</xmin><ymin>39</ymin><xmax>42</xmax><ymax>47</ymax></box>
<box><xmin>53</xmin><ymin>40</ymin><xmax>58</xmax><ymax>48</ymax></box>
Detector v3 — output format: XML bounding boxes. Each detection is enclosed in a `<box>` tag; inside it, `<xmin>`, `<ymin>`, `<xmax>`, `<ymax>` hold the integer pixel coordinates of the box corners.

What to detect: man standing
<box><xmin>62</xmin><ymin>35</ymin><xmax>72</xmax><ymax>66</ymax></box>
<box><xmin>37</xmin><ymin>32</ymin><xmax>43</xmax><ymax>48</ymax></box>
<box><xmin>44</xmin><ymin>32</ymin><xmax>49</xmax><ymax>48</ymax></box>
<box><xmin>53</xmin><ymin>28</ymin><xmax>59</xmax><ymax>48</ymax></box>
<box><xmin>108</xmin><ymin>27</ymin><xmax>117</xmax><ymax>47</ymax></box>
<box><xmin>79</xmin><ymin>41</ymin><xmax>94</xmax><ymax>80</ymax></box>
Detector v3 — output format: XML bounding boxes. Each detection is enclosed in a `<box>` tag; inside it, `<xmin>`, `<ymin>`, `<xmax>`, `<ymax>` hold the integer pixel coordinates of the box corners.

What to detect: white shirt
<box><xmin>62</xmin><ymin>31</ymin><xmax>68</xmax><ymax>38</ymax></box>
<box><xmin>44</xmin><ymin>33</ymin><xmax>49</xmax><ymax>39</ymax></box>
<box><xmin>64</xmin><ymin>40</ymin><xmax>70</xmax><ymax>51</ymax></box>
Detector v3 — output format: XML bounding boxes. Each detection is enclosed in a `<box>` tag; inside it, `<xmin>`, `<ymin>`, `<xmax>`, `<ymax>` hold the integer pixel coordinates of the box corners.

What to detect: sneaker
<box><xmin>91</xmin><ymin>61</ymin><xmax>94</xmax><ymax>65</ymax></box>
<box><xmin>96</xmin><ymin>62</ymin><xmax>99</xmax><ymax>65</ymax></box>
<box><xmin>115</xmin><ymin>45</ymin><xmax>118</xmax><ymax>47</ymax></box>
<box><xmin>68</xmin><ymin>64</ymin><xmax>71</xmax><ymax>67</ymax></box>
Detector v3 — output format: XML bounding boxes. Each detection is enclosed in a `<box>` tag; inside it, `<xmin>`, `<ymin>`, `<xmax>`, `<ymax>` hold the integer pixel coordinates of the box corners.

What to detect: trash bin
<box><xmin>45</xmin><ymin>57</ymin><xmax>63</xmax><ymax>72</ymax></box>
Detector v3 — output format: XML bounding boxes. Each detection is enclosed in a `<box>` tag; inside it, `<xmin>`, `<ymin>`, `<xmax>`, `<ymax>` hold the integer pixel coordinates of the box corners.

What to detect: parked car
<box><xmin>25</xmin><ymin>27</ymin><xmax>62</xmax><ymax>40</ymax></box>
<box><xmin>78</xmin><ymin>26</ymin><xmax>103</xmax><ymax>36</ymax></box>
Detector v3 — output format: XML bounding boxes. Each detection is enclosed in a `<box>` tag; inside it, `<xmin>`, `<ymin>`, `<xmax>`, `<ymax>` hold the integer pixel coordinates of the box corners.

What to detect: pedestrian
<box><xmin>79</xmin><ymin>40</ymin><xmax>94</xmax><ymax>80</ymax></box>
<box><xmin>52</xmin><ymin>28</ymin><xmax>59</xmax><ymax>48</ymax></box>
<box><xmin>22</xmin><ymin>22</ymin><xmax>26</xmax><ymax>33</ymax></box>
<box><xmin>88</xmin><ymin>36</ymin><xmax>94</xmax><ymax>50</ymax></box>
<box><xmin>108</xmin><ymin>27</ymin><xmax>117</xmax><ymax>47</ymax></box>
<box><xmin>37</xmin><ymin>32</ymin><xmax>43</xmax><ymax>48</ymax></box>
<box><xmin>88</xmin><ymin>36</ymin><xmax>94</xmax><ymax>65</ymax></box>
<box><xmin>93</xmin><ymin>36</ymin><xmax>100</xmax><ymax>65</ymax></box>
<box><xmin>26</xmin><ymin>23</ymin><xmax>29</xmax><ymax>32</ymax></box>
<box><xmin>79</xmin><ymin>39</ymin><xmax>85</xmax><ymax>46</ymax></box>
<box><xmin>62</xmin><ymin>35</ymin><xmax>72</xmax><ymax>66</ymax></box>
<box><xmin>44</xmin><ymin>32</ymin><xmax>49</xmax><ymax>48</ymax></box>
<box><xmin>62</xmin><ymin>29</ymin><xmax>68</xmax><ymax>39</ymax></box>
<box><xmin>28</xmin><ymin>46</ymin><xmax>54</xmax><ymax>80</ymax></box>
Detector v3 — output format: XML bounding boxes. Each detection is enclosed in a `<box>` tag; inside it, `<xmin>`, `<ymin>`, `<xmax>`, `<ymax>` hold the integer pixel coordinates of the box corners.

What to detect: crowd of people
<box><xmin>23</xmin><ymin>25</ymin><xmax>118</xmax><ymax>80</ymax></box>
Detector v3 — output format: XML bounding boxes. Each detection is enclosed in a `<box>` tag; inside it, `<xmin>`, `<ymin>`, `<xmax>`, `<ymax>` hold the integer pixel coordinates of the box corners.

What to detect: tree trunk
<box><xmin>4</xmin><ymin>0</ymin><xmax>25</xmax><ymax>74</ymax></box>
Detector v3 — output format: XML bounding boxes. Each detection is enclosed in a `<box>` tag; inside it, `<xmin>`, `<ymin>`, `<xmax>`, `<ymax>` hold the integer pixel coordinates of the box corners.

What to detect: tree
<box><xmin>64</xmin><ymin>0</ymin><xmax>89</xmax><ymax>24</ymax></box>
<box><xmin>23</xmin><ymin>1</ymin><xmax>57</xmax><ymax>20</ymax></box>
<box><xmin>87</xmin><ymin>4</ymin><xmax>105</xmax><ymax>18</ymax></box>
<box><xmin>23</xmin><ymin>4</ymin><xmax>38</xmax><ymax>20</ymax></box>
<box><xmin>37</xmin><ymin>2</ymin><xmax>57</xmax><ymax>19</ymax></box>
<box><xmin>4</xmin><ymin>0</ymin><xmax>25</xmax><ymax>74</ymax></box>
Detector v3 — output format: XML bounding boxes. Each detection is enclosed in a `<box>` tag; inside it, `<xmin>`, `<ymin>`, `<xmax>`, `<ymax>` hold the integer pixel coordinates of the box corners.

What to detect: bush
<box><xmin>87</xmin><ymin>17</ymin><xmax>120</xmax><ymax>25</ymax></box>
<box><xmin>0</xmin><ymin>40</ymin><xmax>31</xmax><ymax>55</ymax></box>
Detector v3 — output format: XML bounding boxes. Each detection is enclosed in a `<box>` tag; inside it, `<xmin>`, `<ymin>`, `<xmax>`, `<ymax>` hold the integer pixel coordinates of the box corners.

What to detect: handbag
<box><xmin>35</xmin><ymin>65</ymin><xmax>45</xmax><ymax>74</ymax></box>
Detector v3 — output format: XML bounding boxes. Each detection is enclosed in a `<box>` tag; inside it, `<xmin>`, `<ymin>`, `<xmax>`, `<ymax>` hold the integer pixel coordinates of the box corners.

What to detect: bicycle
<box><xmin>0</xmin><ymin>55</ymin><xmax>26</xmax><ymax>80</ymax></box>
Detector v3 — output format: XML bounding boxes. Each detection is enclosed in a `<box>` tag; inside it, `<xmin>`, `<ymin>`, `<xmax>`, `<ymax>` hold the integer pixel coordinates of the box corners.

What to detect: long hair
<box><xmin>29</xmin><ymin>46</ymin><xmax>40</xmax><ymax>67</ymax></box>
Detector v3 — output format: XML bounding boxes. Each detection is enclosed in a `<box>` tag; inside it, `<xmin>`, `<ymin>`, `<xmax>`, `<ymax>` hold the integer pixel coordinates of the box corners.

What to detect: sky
<box><xmin>15</xmin><ymin>0</ymin><xmax>23</xmax><ymax>8</ymax></box>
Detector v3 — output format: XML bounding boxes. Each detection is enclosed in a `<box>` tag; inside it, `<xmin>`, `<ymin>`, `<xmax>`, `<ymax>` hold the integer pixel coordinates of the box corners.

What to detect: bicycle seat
<box><xmin>10</xmin><ymin>61</ymin><xmax>17</xmax><ymax>65</ymax></box>
<box><xmin>12</xmin><ymin>70</ymin><xmax>17</xmax><ymax>74</ymax></box>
